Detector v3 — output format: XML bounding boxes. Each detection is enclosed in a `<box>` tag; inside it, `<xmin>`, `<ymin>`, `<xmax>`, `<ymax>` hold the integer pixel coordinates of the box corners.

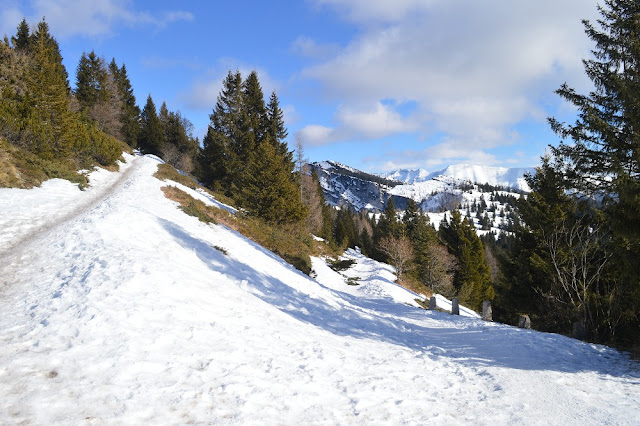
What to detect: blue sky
<box><xmin>1</xmin><ymin>0</ymin><xmax>600</xmax><ymax>172</ymax></box>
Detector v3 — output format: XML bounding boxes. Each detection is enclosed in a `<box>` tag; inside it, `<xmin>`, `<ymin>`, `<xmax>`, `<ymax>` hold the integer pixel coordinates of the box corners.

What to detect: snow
<box><xmin>382</xmin><ymin>163</ymin><xmax>534</xmax><ymax>191</ymax></box>
<box><xmin>1</xmin><ymin>154</ymin><xmax>638</xmax><ymax>424</ymax></box>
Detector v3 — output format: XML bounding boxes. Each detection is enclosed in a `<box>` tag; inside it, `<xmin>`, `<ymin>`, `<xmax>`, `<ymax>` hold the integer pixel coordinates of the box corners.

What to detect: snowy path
<box><xmin>0</xmin><ymin>153</ymin><xmax>138</xmax><ymax>256</ymax></box>
<box><xmin>0</xmin><ymin>154</ymin><xmax>638</xmax><ymax>424</ymax></box>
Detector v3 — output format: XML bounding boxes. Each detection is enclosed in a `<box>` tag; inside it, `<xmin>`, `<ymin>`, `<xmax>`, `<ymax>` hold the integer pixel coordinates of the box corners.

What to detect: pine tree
<box><xmin>550</xmin><ymin>1</ymin><xmax>640</xmax><ymax>242</ymax></box>
<box><xmin>439</xmin><ymin>210</ymin><xmax>493</xmax><ymax>310</ymax></box>
<box><xmin>11</xmin><ymin>18</ymin><xmax>31</xmax><ymax>51</ymax></box>
<box><xmin>266</xmin><ymin>91</ymin><xmax>291</xmax><ymax>160</ymax></box>
<box><xmin>75</xmin><ymin>51</ymin><xmax>108</xmax><ymax>111</ymax></box>
<box><xmin>240</xmin><ymin>139</ymin><xmax>307</xmax><ymax>224</ymax></box>
<box><xmin>201</xmin><ymin>70</ymin><xmax>248</xmax><ymax>195</ymax></box>
<box><xmin>32</xmin><ymin>19</ymin><xmax>69</xmax><ymax>93</ymax></box>
<box><xmin>109</xmin><ymin>59</ymin><xmax>140</xmax><ymax>147</ymax></box>
<box><xmin>546</xmin><ymin>0</ymin><xmax>640</xmax><ymax>344</ymax></box>
<box><xmin>376</xmin><ymin>197</ymin><xmax>401</xmax><ymax>239</ymax></box>
<box><xmin>243</xmin><ymin>71</ymin><xmax>268</xmax><ymax>143</ymax></box>
<box><xmin>139</xmin><ymin>95</ymin><xmax>163</xmax><ymax>155</ymax></box>
<box><xmin>25</xmin><ymin>18</ymin><xmax>74</xmax><ymax>158</ymax></box>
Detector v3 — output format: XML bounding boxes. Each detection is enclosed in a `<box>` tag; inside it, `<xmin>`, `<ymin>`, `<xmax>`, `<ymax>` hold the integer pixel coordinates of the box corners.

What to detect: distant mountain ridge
<box><xmin>381</xmin><ymin>164</ymin><xmax>535</xmax><ymax>191</ymax></box>
<box><xmin>310</xmin><ymin>160</ymin><xmax>534</xmax><ymax>213</ymax></box>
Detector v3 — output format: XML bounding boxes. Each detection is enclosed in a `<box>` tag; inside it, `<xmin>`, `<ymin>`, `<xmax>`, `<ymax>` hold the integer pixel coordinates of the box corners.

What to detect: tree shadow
<box><xmin>158</xmin><ymin>218</ymin><xmax>639</xmax><ymax>380</ymax></box>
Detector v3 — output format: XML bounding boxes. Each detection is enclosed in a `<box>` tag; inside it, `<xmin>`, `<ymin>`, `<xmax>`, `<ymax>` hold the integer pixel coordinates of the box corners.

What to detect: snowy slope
<box><xmin>0</xmin><ymin>154</ymin><xmax>638</xmax><ymax>424</ymax></box>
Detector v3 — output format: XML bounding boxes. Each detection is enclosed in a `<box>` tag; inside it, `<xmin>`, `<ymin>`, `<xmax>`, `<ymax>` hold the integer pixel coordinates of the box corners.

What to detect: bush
<box><xmin>329</xmin><ymin>258</ymin><xmax>356</xmax><ymax>272</ymax></box>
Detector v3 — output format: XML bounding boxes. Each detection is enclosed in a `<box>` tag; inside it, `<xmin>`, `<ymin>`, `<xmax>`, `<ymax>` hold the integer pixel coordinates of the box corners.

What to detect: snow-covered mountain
<box><xmin>383</xmin><ymin>163</ymin><xmax>535</xmax><ymax>191</ymax></box>
<box><xmin>311</xmin><ymin>160</ymin><xmax>533</xmax><ymax>214</ymax></box>
<box><xmin>310</xmin><ymin>160</ymin><xmax>401</xmax><ymax>211</ymax></box>
<box><xmin>0</xmin><ymin>153</ymin><xmax>638</xmax><ymax>423</ymax></box>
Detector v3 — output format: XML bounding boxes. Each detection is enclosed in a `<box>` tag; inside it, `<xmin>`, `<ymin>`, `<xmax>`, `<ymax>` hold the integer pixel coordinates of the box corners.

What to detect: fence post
<box><xmin>482</xmin><ymin>300</ymin><xmax>492</xmax><ymax>321</ymax></box>
<box><xmin>451</xmin><ymin>298</ymin><xmax>459</xmax><ymax>315</ymax></box>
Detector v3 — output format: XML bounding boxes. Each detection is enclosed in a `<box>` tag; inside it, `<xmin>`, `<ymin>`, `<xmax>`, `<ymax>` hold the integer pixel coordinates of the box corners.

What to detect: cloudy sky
<box><xmin>1</xmin><ymin>0</ymin><xmax>600</xmax><ymax>172</ymax></box>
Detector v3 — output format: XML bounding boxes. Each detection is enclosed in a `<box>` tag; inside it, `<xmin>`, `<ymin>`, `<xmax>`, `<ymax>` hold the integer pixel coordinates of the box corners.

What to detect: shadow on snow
<box><xmin>158</xmin><ymin>218</ymin><xmax>639</xmax><ymax>380</ymax></box>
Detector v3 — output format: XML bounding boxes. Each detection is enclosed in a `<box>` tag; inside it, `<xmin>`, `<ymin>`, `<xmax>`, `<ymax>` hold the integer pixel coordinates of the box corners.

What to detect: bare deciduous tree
<box><xmin>540</xmin><ymin>217</ymin><xmax>610</xmax><ymax>335</ymax></box>
<box><xmin>423</xmin><ymin>241</ymin><xmax>456</xmax><ymax>297</ymax></box>
<box><xmin>295</xmin><ymin>133</ymin><xmax>324</xmax><ymax>234</ymax></box>
<box><xmin>379</xmin><ymin>235</ymin><xmax>413</xmax><ymax>281</ymax></box>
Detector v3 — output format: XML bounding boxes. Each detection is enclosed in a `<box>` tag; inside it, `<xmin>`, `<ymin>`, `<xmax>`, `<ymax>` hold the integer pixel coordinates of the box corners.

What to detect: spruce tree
<box><xmin>439</xmin><ymin>210</ymin><xmax>493</xmax><ymax>310</ymax></box>
<box><xmin>11</xmin><ymin>18</ymin><xmax>31</xmax><ymax>51</ymax></box>
<box><xmin>32</xmin><ymin>19</ymin><xmax>69</xmax><ymax>93</ymax></box>
<box><xmin>139</xmin><ymin>95</ymin><xmax>163</xmax><ymax>155</ymax></box>
<box><xmin>201</xmin><ymin>70</ymin><xmax>248</xmax><ymax>195</ymax></box>
<box><xmin>243</xmin><ymin>71</ymin><xmax>268</xmax><ymax>143</ymax></box>
<box><xmin>26</xmin><ymin>18</ymin><xmax>74</xmax><ymax>158</ymax></box>
<box><xmin>550</xmin><ymin>0</ymin><xmax>640</xmax><ymax>240</ymax></box>
<box><xmin>75</xmin><ymin>51</ymin><xmax>108</xmax><ymax>111</ymax></box>
<box><xmin>547</xmin><ymin>0</ymin><xmax>640</xmax><ymax>343</ymax></box>
<box><xmin>266</xmin><ymin>91</ymin><xmax>291</xmax><ymax>160</ymax></box>
<box><xmin>240</xmin><ymin>139</ymin><xmax>307</xmax><ymax>224</ymax></box>
<box><xmin>109</xmin><ymin>59</ymin><xmax>140</xmax><ymax>147</ymax></box>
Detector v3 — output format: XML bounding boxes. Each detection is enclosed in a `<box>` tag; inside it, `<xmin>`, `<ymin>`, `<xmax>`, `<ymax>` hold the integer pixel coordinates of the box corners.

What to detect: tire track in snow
<box><xmin>0</xmin><ymin>156</ymin><xmax>141</xmax><ymax>286</ymax></box>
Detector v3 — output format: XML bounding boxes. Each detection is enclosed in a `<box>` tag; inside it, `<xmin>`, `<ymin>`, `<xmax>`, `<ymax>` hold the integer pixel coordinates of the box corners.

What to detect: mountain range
<box><xmin>310</xmin><ymin>160</ymin><xmax>535</xmax><ymax>212</ymax></box>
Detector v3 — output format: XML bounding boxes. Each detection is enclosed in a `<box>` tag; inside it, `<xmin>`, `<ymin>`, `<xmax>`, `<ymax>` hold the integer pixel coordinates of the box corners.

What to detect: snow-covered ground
<box><xmin>0</xmin><ymin>154</ymin><xmax>638</xmax><ymax>424</ymax></box>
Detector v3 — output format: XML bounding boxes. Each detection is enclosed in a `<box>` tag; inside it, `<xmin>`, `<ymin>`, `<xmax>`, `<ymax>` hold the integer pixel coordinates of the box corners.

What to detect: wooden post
<box><xmin>482</xmin><ymin>300</ymin><xmax>492</xmax><ymax>321</ymax></box>
<box><xmin>429</xmin><ymin>296</ymin><xmax>437</xmax><ymax>309</ymax></box>
<box><xmin>451</xmin><ymin>298</ymin><xmax>459</xmax><ymax>315</ymax></box>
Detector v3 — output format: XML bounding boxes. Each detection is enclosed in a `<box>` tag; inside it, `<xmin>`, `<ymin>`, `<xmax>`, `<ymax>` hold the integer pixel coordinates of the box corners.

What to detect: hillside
<box><xmin>0</xmin><ymin>154</ymin><xmax>638</xmax><ymax>424</ymax></box>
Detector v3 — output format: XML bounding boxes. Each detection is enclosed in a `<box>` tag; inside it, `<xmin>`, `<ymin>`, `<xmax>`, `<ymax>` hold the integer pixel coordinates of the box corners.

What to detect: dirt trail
<box><xmin>0</xmin><ymin>156</ymin><xmax>140</xmax><ymax>260</ymax></box>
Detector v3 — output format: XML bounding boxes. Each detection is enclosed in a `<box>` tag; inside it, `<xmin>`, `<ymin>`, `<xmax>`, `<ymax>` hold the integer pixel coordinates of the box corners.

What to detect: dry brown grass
<box><xmin>0</xmin><ymin>137</ymin><xmax>88</xmax><ymax>188</ymax></box>
<box><xmin>160</xmin><ymin>181</ymin><xmax>314</xmax><ymax>275</ymax></box>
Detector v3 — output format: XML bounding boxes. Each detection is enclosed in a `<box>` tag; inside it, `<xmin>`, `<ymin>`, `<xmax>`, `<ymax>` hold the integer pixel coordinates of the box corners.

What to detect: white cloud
<box><xmin>315</xmin><ymin>0</ymin><xmax>439</xmax><ymax>24</ymax></box>
<box><xmin>375</xmin><ymin>143</ymin><xmax>500</xmax><ymax>172</ymax></box>
<box><xmin>0</xmin><ymin>0</ymin><xmax>193</xmax><ymax>39</ymax></box>
<box><xmin>298</xmin><ymin>101</ymin><xmax>421</xmax><ymax>146</ymax></box>
<box><xmin>298</xmin><ymin>124</ymin><xmax>335</xmax><ymax>146</ymax></box>
<box><xmin>291</xmin><ymin>36</ymin><xmax>340</xmax><ymax>60</ymax></box>
<box><xmin>303</xmin><ymin>0</ymin><xmax>600</xmax><ymax>166</ymax></box>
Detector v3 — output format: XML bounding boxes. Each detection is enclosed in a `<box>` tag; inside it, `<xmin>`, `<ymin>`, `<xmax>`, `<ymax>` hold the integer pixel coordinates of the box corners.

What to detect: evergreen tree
<box><xmin>109</xmin><ymin>59</ymin><xmax>140</xmax><ymax>147</ymax></box>
<box><xmin>139</xmin><ymin>95</ymin><xmax>163</xmax><ymax>155</ymax></box>
<box><xmin>240</xmin><ymin>139</ymin><xmax>307</xmax><ymax>224</ymax></box>
<box><xmin>32</xmin><ymin>19</ymin><xmax>69</xmax><ymax>92</ymax></box>
<box><xmin>376</xmin><ymin>197</ymin><xmax>402</xmax><ymax>239</ymax></box>
<box><xmin>547</xmin><ymin>0</ymin><xmax>640</xmax><ymax>344</ymax></box>
<box><xmin>25</xmin><ymin>18</ymin><xmax>74</xmax><ymax>158</ymax></box>
<box><xmin>75</xmin><ymin>51</ymin><xmax>108</xmax><ymax>111</ymax></box>
<box><xmin>243</xmin><ymin>71</ymin><xmax>268</xmax><ymax>143</ymax></box>
<box><xmin>266</xmin><ymin>91</ymin><xmax>291</xmax><ymax>160</ymax></box>
<box><xmin>11</xmin><ymin>18</ymin><xmax>31</xmax><ymax>51</ymax></box>
<box><xmin>439</xmin><ymin>210</ymin><xmax>493</xmax><ymax>310</ymax></box>
<box><xmin>550</xmin><ymin>0</ymin><xmax>640</xmax><ymax>241</ymax></box>
<box><xmin>201</xmin><ymin>70</ymin><xmax>248</xmax><ymax>194</ymax></box>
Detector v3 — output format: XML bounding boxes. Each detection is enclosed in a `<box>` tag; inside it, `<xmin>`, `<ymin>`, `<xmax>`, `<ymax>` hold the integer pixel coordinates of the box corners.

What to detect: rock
<box><xmin>518</xmin><ymin>314</ymin><xmax>531</xmax><ymax>329</ymax></box>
